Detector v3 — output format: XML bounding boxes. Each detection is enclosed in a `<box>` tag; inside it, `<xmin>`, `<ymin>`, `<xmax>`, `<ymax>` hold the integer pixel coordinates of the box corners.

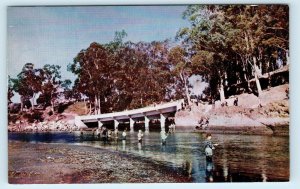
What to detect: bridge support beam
<box><xmin>160</xmin><ymin>114</ymin><xmax>166</xmax><ymax>131</ymax></box>
<box><xmin>144</xmin><ymin>116</ymin><xmax>150</xmax><ymax>132</ymax></box>
<box><xmin>129</xmin><ymin>117</ymin><xmax>134</xmax><ymax>133</ymax></box>
<box><xmin>114</xmin><ymin>119</ymin><xmax>119</xmax><ymax>130</ymax></box>
<box><xmin>98</xmin><ymin>120</ymin><xmax>103</xmax><ymax>129</ymax></box>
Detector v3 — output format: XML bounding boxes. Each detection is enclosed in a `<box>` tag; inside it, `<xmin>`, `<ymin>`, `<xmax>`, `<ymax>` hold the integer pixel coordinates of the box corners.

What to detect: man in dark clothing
<box><xmin>234</xmin><ymin>97</ymin><xmax>238</xmax><ymax>106</ymax></box>
<box><xmin>204</xmin><ymin>133</ymin><xmax>218</xmax><ymax>161</ymax></box>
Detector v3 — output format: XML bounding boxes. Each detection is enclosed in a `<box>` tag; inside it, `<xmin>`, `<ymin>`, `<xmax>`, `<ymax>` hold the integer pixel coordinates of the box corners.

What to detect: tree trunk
<box><xmin>50</xmin><ymin>93</ymin><xmax>54</xmax><ymax>113</ymax></box>
<box><xmin>20</xmin><ymin>96</ymin><xmax>24</xmax><ymax>112</ymax></box>
<box><xmin>94</xmin><ymin>95</ymin><xmax>98</xmax><ymax>115</ymax></box>
<box><xmin>286</xmin><ymin>50</ymin><xmax>290</xmax><ymax>65</ymax></box>
<box><xmin>253</xmin><ymin>56</ymin><xmax>262</xmax><ymax>96</ymax></box>
<box><xmin>31</xmin><ymin>94</ymin><xmax>35</xmax><ymax>110</ymax></box>
<box><xmin>184</xmin><ymin>84</ymin><xmax>191</xmax><ymax>105</ymax></box>
<box><xmin>89</xmin><ymin>102</ymin><xmax>92</xmax><ymax>115</ymax></box>
<box><xmin>84</xmin><ymin>97</ymin><xmax>87</xmax><ymax>114</ymax></box>
<box><xmin>219</xmin><ymin>77</ymin><xmax>225</xmax><ymax>103</ymax></box>
<box><xmin>51</xmin><ymin>101</ymin><xmax>54</xmax><ymax>113</ymax></box>
<box><xmin>180</xmin><ymin>72</ymin><xmax>191</xmax><ymax>105</ymax></box>
<box><xmin>98</xmin><ymin>96</ymin><xmax>101</xmax><ymax>114</ymax></box>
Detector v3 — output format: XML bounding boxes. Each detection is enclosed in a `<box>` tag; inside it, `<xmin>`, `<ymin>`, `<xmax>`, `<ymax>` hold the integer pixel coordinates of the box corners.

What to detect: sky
<box><xmin>7</xmin><ymin>5</ymin><xmax>190</xmax><ymax>102</ymax></box>
<box><xmin>7</xmin><ymin>6</ymin><xmax>189</xmax><ymax>79</ymax></box>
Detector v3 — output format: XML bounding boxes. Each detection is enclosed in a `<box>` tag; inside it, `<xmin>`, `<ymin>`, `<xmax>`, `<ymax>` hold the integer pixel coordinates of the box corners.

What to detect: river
<box><xmin>8</xmin><ymin>131</ymin><xmax>289</xmax><ymax>182</ymax></box>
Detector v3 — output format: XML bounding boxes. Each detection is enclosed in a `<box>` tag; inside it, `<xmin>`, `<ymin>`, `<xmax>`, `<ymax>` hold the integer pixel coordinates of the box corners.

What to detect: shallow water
<box><xmin>8</xmin><ymin>131</ymin><xmax>289</xmax><ymax>182</ymax></box>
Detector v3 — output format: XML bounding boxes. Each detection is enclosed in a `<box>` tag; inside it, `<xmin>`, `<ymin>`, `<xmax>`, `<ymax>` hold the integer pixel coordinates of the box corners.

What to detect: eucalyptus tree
<box><xmin>178</xmin><ymin>4</ymin><xmax>289</xmax><ymax>101</ymax></box>
<box><xmin>168</xmin><ymin>46</ymin><xmax>193</xmax><ymax>105</ymax></box>
<box><xmin>68</xmin><ymin>42</ymin><xmax>113</xmax><ymax>114</ymax></box>
<box><xmin>177</xmin><ymin>5</ymin><xmax>233</xmax><ymax>102</ymax></box>
<box><xmin>61</xmin><ymin>79</ymin><xmax>72</xmax><ymax>100</ymax></box>
<box><xmin>11</xmin><ymin>63</ymin><xmax>44</xmax><ymax>110</ymax></box>
<box><xmin>221</xmin><ymin>5</ymin><xmax>289</xmax><ymax>95</ymax></box>
<box><xmin>7</xmin><ymin>76</ymin><xmax>14</xmax><ymax>104</ymax></box>
<box><xmin>110</xmin><ymin>40</ymin><xmax>173</xmax><ymax>110</ymax></box>
<box><xmin>40</xmin><ymin>64</ymin><xmax>62</xmax><ymax>112</ymax></box>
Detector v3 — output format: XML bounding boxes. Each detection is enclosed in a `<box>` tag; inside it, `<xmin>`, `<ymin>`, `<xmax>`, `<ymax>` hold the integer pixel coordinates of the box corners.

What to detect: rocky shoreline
<box><xmin>8</xmin><ymin>120</ymin><xmax>78</xmax><ymax>133</ymax></box>
<box><xmin>8</xmin><ymin>141</ymin><xmax>192</xmax><ymax>184</ymax></box>
<box><xmin>175</xmin><ymin>84</ymin><xmax>289</xmax><ymax>136</ymax></box>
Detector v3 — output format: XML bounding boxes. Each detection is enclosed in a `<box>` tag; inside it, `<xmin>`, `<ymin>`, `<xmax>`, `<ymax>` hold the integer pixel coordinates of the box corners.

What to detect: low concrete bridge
<box><xmin>75</xmin><ymin>99</ymin><xmax>184</xmax><ymax>132</ymax></box>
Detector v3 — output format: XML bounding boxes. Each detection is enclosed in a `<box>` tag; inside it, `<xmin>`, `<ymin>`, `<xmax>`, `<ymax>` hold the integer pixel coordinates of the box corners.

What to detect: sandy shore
<box><xmin>8</xmin><ymin>141</ymin><xmax>192</xmax><ymax>184</ymax></box>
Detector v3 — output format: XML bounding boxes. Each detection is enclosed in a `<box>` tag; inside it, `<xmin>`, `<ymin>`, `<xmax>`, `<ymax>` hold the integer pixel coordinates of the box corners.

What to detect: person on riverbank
<box><xmin>204</xmin><ymin>133</ymin><xmax>218</xmax><ymax>162</ymax></box>
<box><xmin>122</xmin><ymin>129</ymin><xmax>127</xmax><ymax>140</ymax></box>
<box><xmin>234</xmin><ymin>97</ymin><xmax>239</xmax><ymax>106</ymax></box>
<box><xmin>161</xmin><ymin>130</ymin><xmax>169</xmax><ymax>145</ymax></box>
<box><xmin>137</xmin><ymin>130</ymin><xmax>143</xmax><ymax>143</ymax></box>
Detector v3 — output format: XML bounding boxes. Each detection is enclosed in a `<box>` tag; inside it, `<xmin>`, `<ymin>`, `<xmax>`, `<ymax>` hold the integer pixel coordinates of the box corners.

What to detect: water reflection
<box><xmin>182</xmin><ymin>160</ymin><xmax>192</xmax><ymax>178</ymax></box>
<box><xmin>206</xmin><ymin>159</ymin><xmax>214</xmax><ymax>182</ymax></box>
<box><xmin>8</xmin><ymin>132</ymin><xmax>289</xmax><ymax>182</ymax></box>
<box><xmin>122</xmin><ymin>140</ymin><xmax>126</xmax><ymax>151</ymax></box>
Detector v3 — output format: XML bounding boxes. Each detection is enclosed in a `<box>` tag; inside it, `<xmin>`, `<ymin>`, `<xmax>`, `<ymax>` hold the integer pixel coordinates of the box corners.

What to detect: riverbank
<box><xmin>8</xmin><ymin>141</ymin><xmax>192</xmax><ymax>184</ymax></box>
<box><xmin>8</xmin><ymin>112</ymin><xmax>78</xmax><ymax>133</ymax></box>
<box><xmin>175</xmin><ymin>84</ymin><xmax>289</xmax><ymax>136</ymax></box>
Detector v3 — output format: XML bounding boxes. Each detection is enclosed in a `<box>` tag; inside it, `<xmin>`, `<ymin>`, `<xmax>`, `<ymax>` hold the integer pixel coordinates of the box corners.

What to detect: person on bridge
<box><xmin>137</xmin><ymin>130</ymin><xmax>144</xmax><ymax>143</ymax></box>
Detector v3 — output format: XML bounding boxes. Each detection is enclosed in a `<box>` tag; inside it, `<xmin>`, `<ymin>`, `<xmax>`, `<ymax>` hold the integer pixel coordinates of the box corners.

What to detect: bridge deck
<box><xmin>78</xmin><ymin>99</ymin><xmax>184</xmax><ymax>123</ymax></box>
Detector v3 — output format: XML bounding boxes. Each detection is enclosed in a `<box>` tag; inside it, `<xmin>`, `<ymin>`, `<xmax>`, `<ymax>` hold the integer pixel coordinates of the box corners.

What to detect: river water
<box><xmin>8</xmin><ymin>131</ymin><xmax>289</xmax><ymax>182</ymax></box>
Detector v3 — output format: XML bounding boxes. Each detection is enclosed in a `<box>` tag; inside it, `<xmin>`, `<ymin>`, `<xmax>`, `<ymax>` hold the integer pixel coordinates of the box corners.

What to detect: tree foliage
<box><xmin>178</xmin><ymin>5</ymin><xmax>289</xmax><ymax>101</ymax></box>
<box><xmin>9</xmin><ymin>5</ymin><xmax>289</xmax><ymax>115</ymax></box>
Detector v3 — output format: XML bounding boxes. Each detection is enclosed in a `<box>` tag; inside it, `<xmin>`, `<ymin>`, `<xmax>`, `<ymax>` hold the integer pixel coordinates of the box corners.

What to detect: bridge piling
<box><xmin>114</xmin><ymin>119</ymin><xmax>119</xmax><ymax>130</ymax></box>
<box><xmin>160</xmin><ymin>114</ymin><xmax>166</xmax><ymax>131</ymax></box>
<box><xmin>98</xmin><ymin>120</ymin><xmax>103</xmax><ymax>129</ymax></box>
<box><xmin>145</xmin><ymin>116</ymin><xmax>150</xmax><ymax>132</ymax></box>
<box><xmin>129</xmin><ymin>118</ymin><xmax>134</xmax><ymax>133</ymax></box>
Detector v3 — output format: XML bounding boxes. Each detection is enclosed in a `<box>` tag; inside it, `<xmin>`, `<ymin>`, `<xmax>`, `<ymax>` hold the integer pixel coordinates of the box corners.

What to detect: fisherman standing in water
<box><xmin>137</xmin><ymin>130</ymin><xmax>144</xmax><ymax>143</ymax></box>
<box><xmin>102</xmin><ymin>127</ymin><xmax>108</xmax><ymax>143</ymax></box>
<box><xmin>160</xmin><ymin>130</ymin><xmax>169</xmax><ymax>145</ymax></box>
<box><xmin>204</xmin><ymin>133</ymin><xmax>218</xmax><ymax>182</ymax></box>
<box><xmin>204</xmin><ymin>133</ymin><xmax>218</xmax><ymax>162</ymax></box>
<box><xmin>122</xmin><ymin>129</ymin><xmax>127</xmax><ymax>140</ymax></box>
<box><xmin>107</xmin><ymin>129</ymin><xmax>112</xmax><ymax>142</ymax></box>
<box><xmin>114</xmin><ymin>128</ymin><xmax>119</xmax><ymax>141</ymax></box>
